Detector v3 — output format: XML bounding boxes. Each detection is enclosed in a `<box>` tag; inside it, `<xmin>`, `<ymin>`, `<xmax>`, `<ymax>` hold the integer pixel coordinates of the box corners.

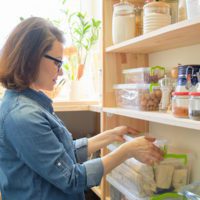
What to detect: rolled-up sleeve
<box><xmin>84</xmin><ymin>158</ymin><xmax>104</xmax><ymax>187</ymax></box>
<box><xmin>73</xmin><ymin>138</ymin><xmax>88</xmax><ymax>163</ymax></box>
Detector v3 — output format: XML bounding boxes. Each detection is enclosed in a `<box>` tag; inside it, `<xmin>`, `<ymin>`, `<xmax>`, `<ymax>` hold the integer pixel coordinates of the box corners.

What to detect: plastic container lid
<box><xmin>122</xmin><ymin>67</ymin><xmax>149</xmax><ymax>74</ymax></box>
<box><xmin>113</xmin><ymin>83</ymin><xmax>160</xmax><ymax>92</ymax></box>
<box><xmin>113</xmin><ymin>83</ymin><xmax>149</xmax><ymax>90</ymax></box>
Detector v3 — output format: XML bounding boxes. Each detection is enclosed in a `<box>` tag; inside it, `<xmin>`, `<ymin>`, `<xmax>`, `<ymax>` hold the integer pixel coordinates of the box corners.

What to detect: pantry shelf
<box><xmin>103</xmin><ymin>107</ymin><xmax>200</xmax><ymax>131</ymax></box>
<box><xmin>106</xmin><ymin>18</ymin><xmax>200</xmax><ymax>54</ymax></box>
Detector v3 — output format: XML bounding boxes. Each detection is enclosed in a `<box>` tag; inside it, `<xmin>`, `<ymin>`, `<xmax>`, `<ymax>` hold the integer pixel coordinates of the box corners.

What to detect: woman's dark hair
<box><xmin>0</xmin><ymin>17</ymin><xmax>65</xmax><ymax>90</ymax></box>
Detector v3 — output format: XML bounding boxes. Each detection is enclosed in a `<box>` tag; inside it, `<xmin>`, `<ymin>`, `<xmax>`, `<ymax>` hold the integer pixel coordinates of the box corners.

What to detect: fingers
<box><xmin>144</xmin><ymin>136</ymin><xmax>156</xmax><ymax>142</ymax></box>
<box><xmin>116</xmin><ymin>136</ymin><xmax>125</xmax><ymax>142</ymax></box>
<box><xmin>147</xmin><ymin>144</ymin><xmax>164</xmax><ymax>165</ymax></box>
<box><xmin>127</xmin><ymin>126</ymin><xmax>140</xmax><ymax>135</ymax></box>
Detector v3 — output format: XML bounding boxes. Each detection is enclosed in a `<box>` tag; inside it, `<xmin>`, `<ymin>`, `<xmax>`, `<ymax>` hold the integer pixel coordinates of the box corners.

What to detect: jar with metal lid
<box><xmin>189</xmin><ymin>92</ymin><xmax>200</xmax><ymax>120</ymax></box>
<box><xmin>143</xmin><ymin>1</ymin><xmax>171</xmax><ymax>34</ymax></box>
<box><xmin>172</xmin><ymin>92</ymin><xmax>189</xmax><ymax>118</ymax></box>
<box><xmin>112</xmin><ymin>0</ymin><xmax>136</xmax><ymax>44</ymax></box>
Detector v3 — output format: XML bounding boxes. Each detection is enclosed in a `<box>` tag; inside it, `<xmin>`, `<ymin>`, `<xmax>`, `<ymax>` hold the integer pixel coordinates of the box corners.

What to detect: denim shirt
<box><xmin>0</xmin><ymin>89</ymin><xmax>103</xmax><ymax>200</ymax></box>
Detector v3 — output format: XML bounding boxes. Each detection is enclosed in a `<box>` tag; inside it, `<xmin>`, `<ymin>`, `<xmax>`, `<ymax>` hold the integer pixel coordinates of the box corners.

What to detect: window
<box><xmin>0</xmin><ymin>0</ymin><xmax>102</xmax><ymax>101</ymax></box>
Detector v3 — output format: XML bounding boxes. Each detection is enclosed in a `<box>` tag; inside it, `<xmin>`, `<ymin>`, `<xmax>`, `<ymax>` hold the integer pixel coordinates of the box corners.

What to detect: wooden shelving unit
<box><xmin>52</xmin><ymin>2</ymin><xmax>200</xmax><ymax>200</ymax></box>
<box><xmin>101</xmin><ymin>0</ymin><xmax>200</xmax><ymax>199</ymax></box>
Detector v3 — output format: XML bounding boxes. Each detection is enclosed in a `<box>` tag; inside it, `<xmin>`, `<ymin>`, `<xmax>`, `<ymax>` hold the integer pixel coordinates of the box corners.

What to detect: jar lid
<box><xmin>189</xmin><ymin>92</ymin><xmax>200</xmax><ymax>96</ymax></box>
<box><xmin>114</xmin><ymin>1</ymin><xmax>134</xmax><ymax>12</ymax></box>
<box><xmin>172</xmin><ymin>92</ymin><xmax>189</xmax><ymax>96</ymax></box>
<box><xmin>143</xmin><ymin>1</ymin><xmax>170</xmax><ymax>9</ymax></box>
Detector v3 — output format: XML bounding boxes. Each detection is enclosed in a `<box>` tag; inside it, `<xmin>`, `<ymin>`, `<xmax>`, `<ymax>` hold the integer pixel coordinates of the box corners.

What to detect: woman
<box><xmin>0</xmin><ymin>17</ymin><xmax>163</xmax><ymax>200</ymax></box>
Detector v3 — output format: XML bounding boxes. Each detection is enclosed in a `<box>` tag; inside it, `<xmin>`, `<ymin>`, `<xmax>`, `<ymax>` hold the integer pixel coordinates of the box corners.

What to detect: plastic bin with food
<box><xmin>113</xmin><ymin>83</ymin><xmax>162</xmax><ymax>111</ymax></box>
<box><xmin>123</xmin><ymin>66</ymin><xmax>165</xmax><ymax>84</ymax></box>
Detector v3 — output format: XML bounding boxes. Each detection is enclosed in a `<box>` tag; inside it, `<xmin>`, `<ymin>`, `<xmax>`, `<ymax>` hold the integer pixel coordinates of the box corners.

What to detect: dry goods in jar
<box><xmin>112</xmin><ymin>1</ymin><xmax>136</xmax><ymax>44</ymax></box>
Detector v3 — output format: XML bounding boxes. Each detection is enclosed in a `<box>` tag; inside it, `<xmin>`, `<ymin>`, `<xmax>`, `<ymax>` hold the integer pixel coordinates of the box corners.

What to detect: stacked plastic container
<box><xmin>107</xmin><ymin>136</ymin><xmax>193</xmax><ymax>200</ymax></box>
<box><xmin>113</xmin><ymin>66</ymin><xmax>165</xmax><ymax>111</ymax></box>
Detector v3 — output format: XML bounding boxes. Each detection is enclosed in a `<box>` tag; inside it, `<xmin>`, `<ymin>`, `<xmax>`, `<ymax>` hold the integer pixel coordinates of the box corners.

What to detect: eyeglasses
<box><xmin>44</xmin><ymin>54</ymin><xmax>63</xmax><ymax>71</ymax></box>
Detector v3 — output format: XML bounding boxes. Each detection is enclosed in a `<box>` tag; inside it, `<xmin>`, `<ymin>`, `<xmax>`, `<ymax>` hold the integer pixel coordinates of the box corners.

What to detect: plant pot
<box><xmin>68</xmin><ymin>80</ymin><xmax>87</xmax><ymax>101</ymax></box>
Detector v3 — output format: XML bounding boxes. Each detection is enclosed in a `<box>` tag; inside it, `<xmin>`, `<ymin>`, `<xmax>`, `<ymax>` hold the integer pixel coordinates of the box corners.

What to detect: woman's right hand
<box><xmin>121</xmin><ymin>136</ymin><xmax>164</xmax><ymax>165</ymax></box>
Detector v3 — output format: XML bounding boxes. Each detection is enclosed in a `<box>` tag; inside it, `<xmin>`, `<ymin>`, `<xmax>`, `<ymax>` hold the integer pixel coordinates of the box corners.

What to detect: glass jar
<box><xmin>163</xmin><ymin>0</ymin><xmax>178</xmax><ymax>23</ymax></box>
<box><xmin>112</xmin><ymin>0</ymin><xmax>136</xmax><ymax>44</ymax></box>
<box><xmin>143</xmin><ymin>1</ymin><xmax>171</xmax><ymax>34</ymax></box>
<box><xmin>172</xmin><ymin>92</ymin><xmax>189</xmax><ymax>118</ymax></box>
<box><xmin>135</xmin><ymin>6</ymin><xmax>143</xmax><ymax>36</ymax></box>
<box><xmin>189</xmin><ymin>92</ymin><xmax>200</xmax><ymax>121</ymax></box>
<box><xmin>178</xmin><ymin>0</ymin><xmax>187</xmax><ymax>21</ymax></box>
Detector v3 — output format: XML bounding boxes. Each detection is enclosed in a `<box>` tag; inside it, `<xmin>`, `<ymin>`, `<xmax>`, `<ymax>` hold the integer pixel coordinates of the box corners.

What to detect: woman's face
<box><xmin>31</xmin><ymin>40</ymin><xmax>64</xmax><ymax>91</ymax></box>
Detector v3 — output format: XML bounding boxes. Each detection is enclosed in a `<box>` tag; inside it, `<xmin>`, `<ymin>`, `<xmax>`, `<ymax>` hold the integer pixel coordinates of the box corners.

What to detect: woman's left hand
<box><xmin>88</xmin><ymin>126</ymin><xmax>139</xmax><ymax>155</ymax></box>
<box><xmin>107</xmin><ymin>126</ymin><xmax>140</xmax><ymax>143</ymax></box>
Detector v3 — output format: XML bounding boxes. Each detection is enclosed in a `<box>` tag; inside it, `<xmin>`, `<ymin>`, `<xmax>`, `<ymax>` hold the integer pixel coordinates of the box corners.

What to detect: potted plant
<box><xmin>62</xmin><ymin>10</ymin><xmax>101</xmax><ymax>80</ymax></box>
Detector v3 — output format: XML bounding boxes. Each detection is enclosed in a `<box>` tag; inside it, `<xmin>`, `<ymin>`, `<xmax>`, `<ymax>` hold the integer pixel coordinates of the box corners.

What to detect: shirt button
<box><xmin>57</xmin><ymin>162</ymin><xmax>61</xmax><ymax>166</ymax></box>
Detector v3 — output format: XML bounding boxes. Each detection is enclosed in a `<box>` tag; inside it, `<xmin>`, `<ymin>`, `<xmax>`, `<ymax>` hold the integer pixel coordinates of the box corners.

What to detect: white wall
<box><xmin>149</xmin><ymin>44</ymin><xmax>200</xmax><ymax>181</ymax></box>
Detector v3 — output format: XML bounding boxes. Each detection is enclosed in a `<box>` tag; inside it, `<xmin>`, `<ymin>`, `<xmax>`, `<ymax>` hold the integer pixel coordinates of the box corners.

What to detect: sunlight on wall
<box><xmin>0</xmin><ymin>0</ymin><xmax>81</xmax><ymax>47</ymax></box>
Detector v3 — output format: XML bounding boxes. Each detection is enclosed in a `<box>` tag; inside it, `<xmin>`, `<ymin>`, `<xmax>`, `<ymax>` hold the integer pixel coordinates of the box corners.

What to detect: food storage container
<box><xmin>163</xmin><ymin>0</ymin><xmax>179</xmax><ymax>23</ymax></box>
<box><xmin>135</xmin><ymin>6</ymin><xmax>143</xmax><ymax>36</ymax></box>
<box><xmin>172</xmin><ymin>92</ymin><xmax>189</xmax><ymax>118</ymax></box>
<box><xmin>123</xmin><ymin>66</ymin><xmax>165</xmax><ymax>84</ymax></box>
<box><xmin>143</xmin><ymin>1</ymin><xmax>171</xmax><ymax>33</ymax></box>
<box><xmin>178</xmin><ymin>0</ymin><xmax>187</xmax><ymax>21</ymax></box>
<box><xmin>186</xmin><ymin>0</ymin><xmax>200</xmax><ymax>20</ymax></box>
<box><xmin>113</xmin><ymin>83</ymin><xmax>161</xmax><ymax>111</ymax></box>
<box><xmin>112</xmin><ymin>0</ymin><xmax>136</xmax><ymax>44</ymax></box>
<box><xmin>189</xmin><ymin>92</ymin><xmax>200</xmax><ymax>121</ymax></box>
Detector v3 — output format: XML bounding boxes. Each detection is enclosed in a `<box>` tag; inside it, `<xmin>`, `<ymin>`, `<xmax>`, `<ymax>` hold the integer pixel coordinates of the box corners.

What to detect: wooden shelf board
<box><xmin>89</xmin><ymin>105</ymin><xmax>102</xmax><ymax>113</ymax></box>
<box><xmin>106</xmin><ymin>19</ymin><xmax>200</xmax><ymax>54</ymax></box>
<box><xmin>103</xmin><ymin>107</ymin><xmax>200</xmax><ymax>131</ymax></box>
<box><xmin>91</xmin><ymin>186</ymin><xmax>101</xmax><ymax>198</ymax></box>
<box><xmin>53</xmin><ymin>101</ymin><xmax>98</xmax><ymax>112</ymax></box>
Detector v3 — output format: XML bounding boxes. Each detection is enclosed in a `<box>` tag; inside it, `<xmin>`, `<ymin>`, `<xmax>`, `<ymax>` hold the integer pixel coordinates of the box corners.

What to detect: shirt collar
<box><xmin>6</xmin><ymin>88</ymin><xmax>54</xmax><ymax>113</ymax></box>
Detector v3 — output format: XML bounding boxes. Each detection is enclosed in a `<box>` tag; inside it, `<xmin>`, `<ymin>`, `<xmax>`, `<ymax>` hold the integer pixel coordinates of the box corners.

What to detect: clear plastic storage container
<box><xmin>172</xmin><ymin>92</ymin><xmax>189</xmax><ymax>118</ymax></box>
<box><xmin>113</xmin><ymin>83</ymin><xmax>161</xmax><ymax>111</ymax></box>
<box><xmin>123</xmin><ymin>66</ymin><xmax>165</xmax><ymax>84</ymax></box>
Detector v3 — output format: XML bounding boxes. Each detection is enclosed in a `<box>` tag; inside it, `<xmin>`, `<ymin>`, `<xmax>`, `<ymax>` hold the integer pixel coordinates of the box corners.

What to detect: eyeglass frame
<box><xmin>44</xmin><ymin>54</ymin><xmax>63</xmax><ymax>71</ymax></box>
